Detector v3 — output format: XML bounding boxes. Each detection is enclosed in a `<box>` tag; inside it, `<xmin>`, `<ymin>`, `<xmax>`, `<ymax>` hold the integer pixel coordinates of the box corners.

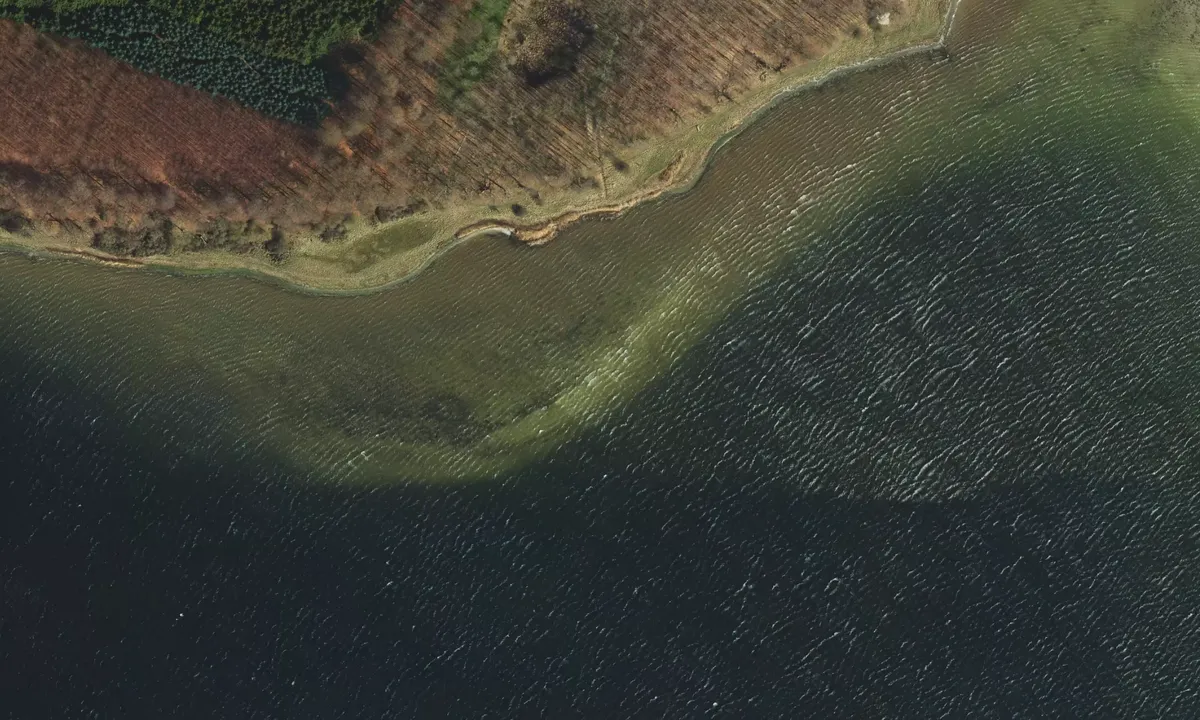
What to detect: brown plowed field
<box><xmin>0</xmin><ymin>0</ymin><xmax>910</xmax><ymax>240</ymax></box>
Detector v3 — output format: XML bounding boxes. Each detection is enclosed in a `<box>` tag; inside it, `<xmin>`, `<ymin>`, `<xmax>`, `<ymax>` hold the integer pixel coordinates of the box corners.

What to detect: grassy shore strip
<box><xmin>292</xmin><ymin>0</ymin><xmax>961</xmax><ymax>293</ymax></box>
<box><xmin>2</xmin><ymin>0</ymin><xmax>960</xmax><ymax>295</ymax></box>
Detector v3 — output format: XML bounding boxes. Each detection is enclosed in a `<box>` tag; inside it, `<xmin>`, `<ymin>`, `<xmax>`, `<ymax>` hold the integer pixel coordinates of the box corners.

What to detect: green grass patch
<box><xmin>336</xmin><ymin>220</ymin><xmax>434</xmax><ymax>274</ymax></box>
<box><xmin>437</xmin><ymin>0</ymin><xmax>512</xmax><ymax>107</ymax></box>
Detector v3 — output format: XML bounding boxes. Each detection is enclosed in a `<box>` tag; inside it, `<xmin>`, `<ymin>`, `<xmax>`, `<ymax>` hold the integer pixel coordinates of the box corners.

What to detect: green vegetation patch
<box><xmin>438</xmin><ymin>0</ymin><xmax>512</xmax><ymax>107</ymax></box>
<box><xmin>146</xmin><ymin>0</ymin><xmax>399</xmax><ymax>64</ymax></box>
<box><xmin>2</xmin><ymin>0</ymin><xmax>408</xmax><ymax>123</ymax></box>
<box><xmin>1</xmin><ymin>2</ymin><xmax>332</xmax><ymax>124</ymax></box>
<box><xmin>335</xmin><ymin>219</ymin><xmax>434</xmax><ymax>274</ymax></box>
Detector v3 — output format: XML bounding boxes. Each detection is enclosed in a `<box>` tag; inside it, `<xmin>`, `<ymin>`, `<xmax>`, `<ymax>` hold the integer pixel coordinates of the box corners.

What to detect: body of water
<box><xmin>3</xmin><ymin>0</ymin><xmax>1200</xmax><ymax>715</ymax></box>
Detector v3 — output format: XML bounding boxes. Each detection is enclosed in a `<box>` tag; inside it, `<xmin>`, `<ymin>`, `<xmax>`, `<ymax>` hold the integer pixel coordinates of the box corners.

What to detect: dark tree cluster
<box><xmin>6</xmin><ymin>0</ymin><xmax>404</xmax><ymax>63</ymax></box>
<box><xmin>91</xmin><ymin>216</ymin><xmax>175</xmax><ymax>256</ymax></box>
<box><xmin>0</xmin><ymin>209</ymin><xmax>32</xmax><ymax>235</ymax></box>
<box><xmin>0</xmin><ymin>3</ymin><xmax>333</xmax><ymax>124</ymax></box>
<box><xmin>0</xmin><ymin>0</ymin><xmax>410</xmax><ymax>124</ymax></box>
<box><xmin>150</xmin><ymin>0</ymin><xmax>401</xmax><ymax>64</ymax></box>
<box><xmin>177</xmin><ymin>219</ymin><xmax>263</xmax><ymax>253</ymax></box>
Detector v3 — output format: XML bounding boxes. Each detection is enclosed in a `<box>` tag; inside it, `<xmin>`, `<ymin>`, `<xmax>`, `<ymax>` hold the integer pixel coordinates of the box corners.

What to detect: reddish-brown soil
<box><xmin>0</xmin><ymin>19</ymin><xmax>332</xmax><ymax>230</ymax></box>
<box><xmin>0</xmin><ymin>0</ymin><xmax>910</xmax><ymax>243</ymax></box>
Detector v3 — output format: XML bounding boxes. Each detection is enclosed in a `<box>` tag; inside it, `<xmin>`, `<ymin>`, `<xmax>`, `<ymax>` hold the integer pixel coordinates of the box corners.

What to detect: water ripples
<box><xmin>0</xmin><ymin>0</ymin><xmax>1195</xmax><ymax>487</ymax></box>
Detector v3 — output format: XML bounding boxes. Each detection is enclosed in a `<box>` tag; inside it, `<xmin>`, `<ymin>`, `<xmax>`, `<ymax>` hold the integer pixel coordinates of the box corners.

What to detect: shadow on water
<box><xmin>2</xmin><ymin>355</ymin><xmax>1197</xmax><ymax>716</ymax></box>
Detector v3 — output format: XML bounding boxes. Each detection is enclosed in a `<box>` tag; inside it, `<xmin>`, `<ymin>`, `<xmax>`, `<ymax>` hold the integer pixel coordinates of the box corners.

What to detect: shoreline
<box><xmin>1</xmin><ymin>0</ymin><xmax>963</xmax><ymax>295</ymax></box>
<box><xmin>458</xmin><ymin>0</ymin><xmax>965</xmax><ymax>249</ymax></box>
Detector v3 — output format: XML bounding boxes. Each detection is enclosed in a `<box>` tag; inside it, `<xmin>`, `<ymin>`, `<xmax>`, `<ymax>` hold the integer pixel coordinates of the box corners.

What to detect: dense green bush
<box><xmin>0</xmin><ymin>2</ymin><xmax>332</xmax><ymax>124</ymax></box>
<box><xmin>91</xmin><ymin>216</ymin><xmax>175</xmax><ymax>256</ymax></box>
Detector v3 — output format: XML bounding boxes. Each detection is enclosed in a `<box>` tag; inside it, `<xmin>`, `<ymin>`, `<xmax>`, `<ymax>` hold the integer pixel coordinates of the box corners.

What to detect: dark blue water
<box><xmin>4</xmin><ymin>369</ymin><xmax>1197</xmax><ymax>719</ymax></box>
<box><xmin>5</xmin><ymin>125</ymin><xmax>1200</xmax><ymax>718</ymax></box>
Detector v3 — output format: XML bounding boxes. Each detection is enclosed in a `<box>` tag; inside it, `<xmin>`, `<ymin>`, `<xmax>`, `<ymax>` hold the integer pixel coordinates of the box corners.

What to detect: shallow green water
<box><xmin>0</xmin><ymin>0</ymin><xmax>1195</xmax><ymax>486</ymax></box>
